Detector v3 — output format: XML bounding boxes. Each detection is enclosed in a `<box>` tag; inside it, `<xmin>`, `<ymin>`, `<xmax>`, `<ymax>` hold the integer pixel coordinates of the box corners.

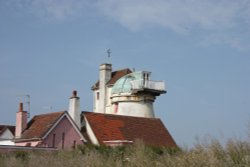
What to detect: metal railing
<box><xmin>130</xmin><ymin>80</ymin><xmax>165</xmax><ymax>91</ymax></box>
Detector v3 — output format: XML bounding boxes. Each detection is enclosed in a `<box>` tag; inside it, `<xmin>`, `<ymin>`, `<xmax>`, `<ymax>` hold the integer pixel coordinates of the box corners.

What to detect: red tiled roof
<box><xmin>19</xmin><ymin>111</ymin><xmax>65</xmax><ymax>140</ymax></box>
<box><xmin>0</xmin><ymin>125</ymin><xmax>15</xmax><ymax>136</ymax></box>
<box><xmin>91</xmin><ymin>68</ymin><xmax>132</xmax><ymax>90</ymax></box>
<box><xmin>83</xmin><ymin>112</ymin><xmax>177</xmax><ymax>147</ymax></box>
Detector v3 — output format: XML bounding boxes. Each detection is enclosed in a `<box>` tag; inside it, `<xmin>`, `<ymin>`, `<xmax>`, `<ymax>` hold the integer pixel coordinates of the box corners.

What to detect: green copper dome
<box><xmin>112</xmin><ymin>71</ymin><xmax>145</xmax><ymax>94</ymax></box>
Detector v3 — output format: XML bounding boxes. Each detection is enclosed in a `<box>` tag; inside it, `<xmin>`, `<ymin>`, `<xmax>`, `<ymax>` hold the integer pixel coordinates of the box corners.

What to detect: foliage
<box><xmin>0</xmin><ymin>138</ymin><xmax>250</xmax><ymax>167</ymax></box>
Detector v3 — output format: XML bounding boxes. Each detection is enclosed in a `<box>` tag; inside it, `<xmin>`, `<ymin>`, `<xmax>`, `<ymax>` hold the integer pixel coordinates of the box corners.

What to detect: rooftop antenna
<box><xmin>106</xmin><ymin>48</ymin><xmax>111</xmax><ymax>63</ymax></box>
<box><xmin>17</xmin><ymin>94</ymin><xmax>31</xmax><ymax>118</ymax></box>
<box><xmin>26</xmin><ymin>94</ymin><xmax>30</xmax><ymax>118</ymax></box>
<box><xmin>43</xmin><ymin>106</ymin><xmax>53</xmax><ymax>111</ymax></box>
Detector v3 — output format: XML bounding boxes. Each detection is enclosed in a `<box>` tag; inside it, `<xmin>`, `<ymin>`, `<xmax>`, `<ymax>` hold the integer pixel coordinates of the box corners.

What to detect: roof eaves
<box><xmin>83</xmin><ymin>115</ymin><xmax>101</xmax><ymax>145</ymax></box>
<box><xmin>14</xmin><ymin>137</ymin><xmax>42</xmax><ymax>142</ymax></box>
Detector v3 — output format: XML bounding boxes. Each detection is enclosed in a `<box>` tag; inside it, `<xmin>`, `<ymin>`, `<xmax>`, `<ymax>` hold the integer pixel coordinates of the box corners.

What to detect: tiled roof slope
<box><xmin>20</xmin><ymin>111</ymin><xmax>65</xmax><ymax>140</ymax></box>
<box><xmin>0</xmin><ymin>125</ymin><xmax>15</xmax><ymax>135</ymax></box>
<box><xmin>91</xmin><ymin>68</ymin><xmax>132</xmax><ymax>90</ymax></box>
<box><xmin>83</xmin><ymin>112</ymin><xmax>177</xmax><ymax>147</ymax></box>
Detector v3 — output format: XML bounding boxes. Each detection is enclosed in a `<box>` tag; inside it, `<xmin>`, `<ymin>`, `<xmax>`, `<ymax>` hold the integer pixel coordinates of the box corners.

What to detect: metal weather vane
<box><xmin>107</xmin><ymin>48</ymin><xmax>111</xmax><ymax>58</ymax></box>
<box><xmin>106</xmin><ymin>48</ymin><xmax>112</xmax><ymax>63</ymax></box>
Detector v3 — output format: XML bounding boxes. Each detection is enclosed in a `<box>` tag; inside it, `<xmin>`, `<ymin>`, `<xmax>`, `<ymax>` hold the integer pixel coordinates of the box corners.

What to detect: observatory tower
<box><xmin>92</xmin><ymin>63</ymin><xmax>166</xmax><ymax>118</ymax></box>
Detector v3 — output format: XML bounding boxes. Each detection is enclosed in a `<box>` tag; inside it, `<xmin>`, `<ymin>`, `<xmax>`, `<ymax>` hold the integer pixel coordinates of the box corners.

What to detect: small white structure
<box><xmin>68</xmin><ymin>90</ymin><xmax>81</xmax><ymax>129</ymax></box>
<box><xmin>92</xmin><ymin>63</ymin><xmax>166</xmax><ymax>118</ymax></box>
<box><xmin>0</xmin><ymin>140</ymin><xmax>15</xmax><ymax>146</ymax></box>
<box><xmin>0</xmin><ymin>125</ymin><xmax>15</xmax><ymax>146</ymax></box>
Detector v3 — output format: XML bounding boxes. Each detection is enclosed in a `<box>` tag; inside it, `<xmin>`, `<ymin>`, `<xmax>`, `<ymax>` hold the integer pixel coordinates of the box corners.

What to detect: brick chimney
<box><xmin>69</xmin><ymin>90</ymin><xmax>81</xmax><ymax>129</ymax></box>
<box><xmin>15</xmin><ymin>103</ymin><xmax>28</xmax><ymax>138</ymax></box>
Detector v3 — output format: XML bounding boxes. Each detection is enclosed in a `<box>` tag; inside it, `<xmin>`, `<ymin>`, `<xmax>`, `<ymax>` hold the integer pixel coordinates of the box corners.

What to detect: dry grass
<box><xmin>0</xmin><ymin>139</ymin><xmax>250</xmax><ymax>167</ymax></box>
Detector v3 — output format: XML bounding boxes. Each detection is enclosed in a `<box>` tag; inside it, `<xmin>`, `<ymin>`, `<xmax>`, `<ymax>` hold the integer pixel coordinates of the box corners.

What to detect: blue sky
<box><xmin>0</xmin><ymin>0</ymin><xmax>250</xmax><ymax>147</ymax></box>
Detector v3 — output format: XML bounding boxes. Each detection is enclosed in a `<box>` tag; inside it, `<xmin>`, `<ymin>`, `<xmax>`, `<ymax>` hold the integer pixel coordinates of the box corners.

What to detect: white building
<box><xmin>91</xmin><ymin>63</ymin><xmax>166</xmax><ymax>118</ymax></box>
<box><xmin>71</xmin><ymin>63</ymin><xmax>176</xmax><ymax>147</ymax></box>
<box><xmin>0</xmin><ymin>125</ymin><xmax>15</xmax><ymax>146</ymax></box>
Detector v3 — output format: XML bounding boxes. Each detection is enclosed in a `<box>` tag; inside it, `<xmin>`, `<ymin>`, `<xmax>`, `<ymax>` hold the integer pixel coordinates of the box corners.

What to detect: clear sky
<box><xmin>0</xmin><ymin>0</ymin><xmax>249</xmax><ymax>147</ymax></box>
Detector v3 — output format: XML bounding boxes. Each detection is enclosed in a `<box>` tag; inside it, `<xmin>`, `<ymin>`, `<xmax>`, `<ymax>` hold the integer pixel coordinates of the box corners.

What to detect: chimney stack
<box><xmin>98</xmin><ymin>63</ymin><xmax>112</xmax><ymax>113</ymax></box>
<box><xmin>15</xmin><ymin>103</ymin><xmax>28</xmax><ymax>138</ymax></box>
<box><xmin>69</xmin><ymin>90</ymin><xmax>81</xmax><ymax>129</ymax></box>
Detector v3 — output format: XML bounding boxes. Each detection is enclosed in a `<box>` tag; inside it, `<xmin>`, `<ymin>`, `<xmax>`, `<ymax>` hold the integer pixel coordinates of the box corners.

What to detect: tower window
<box><xmin>97</xmin><ymin>92</ymin><xmax>100</xmax><ymax>100</ymax></box>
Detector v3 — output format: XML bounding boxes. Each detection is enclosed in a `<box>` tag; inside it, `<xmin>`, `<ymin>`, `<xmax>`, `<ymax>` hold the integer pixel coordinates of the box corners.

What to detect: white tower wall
<box><xmin>110</xmin><ymin>94</ymin><xmax>156</xmax><ymax>118</ymax></box>
<box><xmin>116</xmin><ymin>101</ymin><xmax>154</xmax><ymax>118</ymax></box>
<box><xmin>93</xmin><ymin>90</ymin><xmax>99</xmax><ymax>113</ymax></box>
<box><xmin>105</xmin><ymin>87</ymin><xmax>112</xmax><ymax>114</ymax></box>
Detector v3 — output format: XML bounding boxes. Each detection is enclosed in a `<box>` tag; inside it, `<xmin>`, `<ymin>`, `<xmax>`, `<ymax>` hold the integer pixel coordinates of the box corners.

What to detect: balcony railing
<box><xmin>130</xmin><ymin>79</ymin><xmax>165</xmax><ymax>91</ymax></box>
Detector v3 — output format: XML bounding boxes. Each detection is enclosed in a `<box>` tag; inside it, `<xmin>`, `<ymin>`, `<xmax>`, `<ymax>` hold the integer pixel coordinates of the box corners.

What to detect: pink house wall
<box><xmin>44</xmin><ymin>116</ymin><xmax>83</xmax><ymax>149</ymax></box>
<box><xmin>15</xmin><ymin>141</ymin><xmax>40</xmax><ymax>147</ymax></box>
<box><xmin>15</xmin><ymin>115</ymin><xmax>83</xmax><ymax>150</ymax></box>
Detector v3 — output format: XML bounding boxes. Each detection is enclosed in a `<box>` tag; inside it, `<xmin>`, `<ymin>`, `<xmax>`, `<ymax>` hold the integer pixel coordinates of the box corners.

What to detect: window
<box><xmin>52</xmin><ymin>133</ymin><xmax>56</xmax><ymax>148</ymax></box>
<box><xmin>72</xmin><ymin>140</ymin><xmax>76</xmax><ymax>149</ymax></box>
<box><xmin>97</xmin><ymin>92</ymin><xmax>100</xmax><ymax>100</ymax></box>
<box><xmin>62</xmin><ymin>132</ymin><xmax>65</xmax><ymax>149</ymax></box>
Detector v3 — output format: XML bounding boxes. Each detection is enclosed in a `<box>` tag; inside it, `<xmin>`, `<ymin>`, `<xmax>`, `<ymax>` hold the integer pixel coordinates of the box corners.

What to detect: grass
<box><xmin>0</xmin><ymin>139</ymin><xmax>250</xmax><ymax>167</ymax></box>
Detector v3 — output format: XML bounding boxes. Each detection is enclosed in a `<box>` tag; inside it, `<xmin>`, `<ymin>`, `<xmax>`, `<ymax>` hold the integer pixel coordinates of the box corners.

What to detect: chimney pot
<box><xmin>73</xmin><ymin>90</ymin><xmax>77</xmax><ymax>97</ymax></box>
<box><xmin>19</xmin><ymin>103</ymin><xmax>23</xmax><ymax>112</ymax></box>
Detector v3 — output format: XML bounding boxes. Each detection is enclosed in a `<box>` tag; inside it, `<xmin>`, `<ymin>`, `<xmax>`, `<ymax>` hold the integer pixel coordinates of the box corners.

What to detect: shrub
<box><xmin>15</xmin><ymin>151</ymin><xmax>29</xmax><ymax>161</ymax></box>
<box><xmin>0</xmin><ymin>138</ymin><xmax>250</xmax><ymax>167</ymax></box>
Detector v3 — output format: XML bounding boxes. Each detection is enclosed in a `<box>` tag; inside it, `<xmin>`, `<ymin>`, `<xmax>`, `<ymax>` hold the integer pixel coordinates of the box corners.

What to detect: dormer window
<box><xmin>145</xmin><ymin>73</ymin><xmax>148</xmax><ymax>80</ymax></box>
<box><xmin>143</xmin><ymin>72</ymin><xmax>151</xmax><ymax>81</ymax></box>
